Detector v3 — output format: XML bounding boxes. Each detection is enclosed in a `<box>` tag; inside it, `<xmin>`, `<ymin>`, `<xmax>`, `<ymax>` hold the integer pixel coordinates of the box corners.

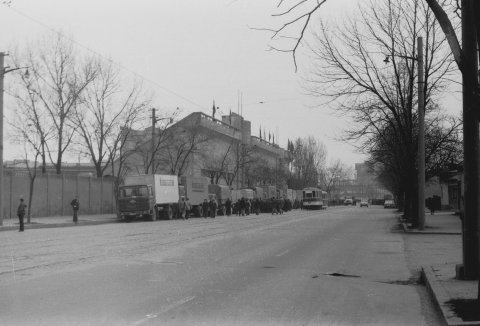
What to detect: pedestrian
<box><xmin>185</xmin><ymin>197</ymin><xmax>191</xmax><ymax>219</ymax></box>
<box><xmin>202</xmin><ymin>199</ymin><xmax>209</xmax><ymax>218</ymax></box>
<box><xmin>209</xmin><ymin>198</ymin><xmax>217</xmax><ymax>218</ymax></box>
<box><xmin>70</xmin><ymin>195</ymin><xmax>79</xmax><ymax>224</ymax></box>
<box><xmin>17</xmin><ymin>197</ymin><xmax>27</xmax><ymax>232</ymax></box>
<box><xmin>178</xmin><ymin>197</ymin><xmax>186</xmax><ymax>220</ymax></box>
<box><xmin>225</xmin><ymin>198</ymin><xmax>232</xmax><ymax>216</ymax></box>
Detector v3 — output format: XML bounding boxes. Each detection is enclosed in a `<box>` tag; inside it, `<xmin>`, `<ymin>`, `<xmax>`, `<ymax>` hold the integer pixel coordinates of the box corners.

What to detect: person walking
<box><xmin>209</xmin><ymin>198</ymin><xmax>217</xmax><ymax>218</ymax></box>
<box><xmin>17</xmin><ymin>198</ymin><xmax>27</xmax><ymax>232</ymax></box>
<box><xmin>178</xmin><ymin>197</ymin><xmax>186</xmax><ymax>220</ymax></box>
<box><xmin>70</xmin><ymin>196</ymin><xmax>80</xmax><ymax>224</ymax></box>
<box><xmin>225</xmin><ymin>198</ymin><xmax>232</xmax><ymax>216</ymax></box>
<box><xmin>202</xmin><ymin>199</ymin><xmax>209</xmax><ymax>218</ymax></box>
<box><xmin>185</xmin><ymin>197</ymin><xmax>191</xmax><ymax>219</ymax></box>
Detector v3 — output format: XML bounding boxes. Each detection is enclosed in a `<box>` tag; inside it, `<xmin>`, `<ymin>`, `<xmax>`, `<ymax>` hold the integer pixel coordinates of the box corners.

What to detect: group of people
<box><xmin>16</xmin><ymin>195</ymin><xmax>80</xmax><ymax>232</ymax></box>
<box><xmin>177</xmin><ymin>197</ymin><xmax>219</xmax><ymax>219</ymax></box>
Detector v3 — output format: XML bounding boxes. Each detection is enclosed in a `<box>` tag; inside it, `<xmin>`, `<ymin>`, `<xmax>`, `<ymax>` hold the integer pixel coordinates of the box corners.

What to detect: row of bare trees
<box><xmin>271</xmin><ymin>0</ymin><xmax>476</xmax><ymax>295</ymax></box>
<box><xmin>9</xmin><ymin>33</ymin><xmax>154</xmax><ymax>179</ymax></box>
<box><xmin>270</xmin><ymin>0</ymin><xmax>462</xmax><ymax>220</ymax></box>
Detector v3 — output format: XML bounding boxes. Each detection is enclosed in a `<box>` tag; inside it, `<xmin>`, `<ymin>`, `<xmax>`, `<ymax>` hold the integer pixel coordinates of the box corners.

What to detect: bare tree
<box><xmin>288</xmin><ymin>136</ymin><xmax>327</xmax><ymax>189</ymax></box>
<box><xmin>160</xmin><ymin>123</ymin><xmax>210</xmax><ymax>177</ymax></box>
<box><xmin>71</xmin><ymin>59</ymin><xmax>150</xmax><ymax>177</ymax></box>
<box><xmin>202</xmin><ymin>142</ymin><xmax>234</xmax><ymax>184</ymax></box>
<box><xmin>319</xmin><ymin>159</ymin><xmax>353</xmax><ymax>194</ymax></box>
<box><xmin>13</xmin><ymin>33</ymin><xmax>96</xmax><ymax>174</ymax></box>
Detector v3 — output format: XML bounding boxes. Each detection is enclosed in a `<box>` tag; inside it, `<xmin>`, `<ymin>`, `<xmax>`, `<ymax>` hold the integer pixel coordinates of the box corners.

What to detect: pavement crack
<box><xmin>323</xmin><ymin>272</ymin><xmax>361</xmax><ymax>278</ymax></box>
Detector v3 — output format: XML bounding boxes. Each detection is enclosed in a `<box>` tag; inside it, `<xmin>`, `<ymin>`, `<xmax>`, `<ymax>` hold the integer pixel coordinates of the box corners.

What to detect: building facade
<box><xmin>120</xmin><ymin>111</ymin><xmax>288</xmax><ymax>189</ymax></box>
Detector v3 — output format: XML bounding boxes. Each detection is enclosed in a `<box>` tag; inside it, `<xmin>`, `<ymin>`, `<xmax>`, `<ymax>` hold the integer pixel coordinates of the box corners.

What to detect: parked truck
<box><xmin>118</xmin><ymin>174</ymin><xmax>179</xmax><ymax>221</ymax></box>
<box><xmin>262</xmin><ymin>185</ymin><xmax>277</xmax><ymax>199</ymax></box>
<box><xmin>179</xmin><ymin>176</ymin><xmax>210</xmax><ymax>217</ymax></box>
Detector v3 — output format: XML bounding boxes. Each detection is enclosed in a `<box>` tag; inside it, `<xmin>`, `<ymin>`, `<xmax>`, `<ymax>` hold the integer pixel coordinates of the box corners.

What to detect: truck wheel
<box><xmin>165</xmin><ymin>205</ymin><xmax>173</xmax><ymax>220</ymax></box>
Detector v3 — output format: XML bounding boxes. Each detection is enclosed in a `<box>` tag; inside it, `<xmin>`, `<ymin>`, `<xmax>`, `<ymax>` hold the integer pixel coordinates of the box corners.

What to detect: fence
<box><xmin>3</xmin><ymin>173</ymin><xmax>116</xmax><ymax>219</ymax></box>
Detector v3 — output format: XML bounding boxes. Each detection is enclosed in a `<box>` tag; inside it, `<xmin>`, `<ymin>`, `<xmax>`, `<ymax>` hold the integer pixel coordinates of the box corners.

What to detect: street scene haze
<box><xmin>1</xmin><ymin>1</ymin><xmax>479</xmax><ymax>326</ymax></box>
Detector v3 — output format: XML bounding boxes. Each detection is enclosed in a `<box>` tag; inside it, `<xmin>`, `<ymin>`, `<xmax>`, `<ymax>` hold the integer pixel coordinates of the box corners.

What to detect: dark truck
<box><xmin>118</xmin><ymin>174</ymin><xmax>179</xmax><ymax>221</ymax></box>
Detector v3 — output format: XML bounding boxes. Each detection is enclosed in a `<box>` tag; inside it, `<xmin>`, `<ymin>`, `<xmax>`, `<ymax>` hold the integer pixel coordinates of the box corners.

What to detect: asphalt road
<box><xmin>0</xmin><ymin>206</ymin><xmax>443</xmax><ymax>325</ymax></box>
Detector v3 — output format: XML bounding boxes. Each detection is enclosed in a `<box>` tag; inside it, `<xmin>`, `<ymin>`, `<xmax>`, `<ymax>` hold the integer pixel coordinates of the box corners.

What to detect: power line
<box><xmin>3</xmin><ymin>4</ymin><xmax>207</xmax><ymax>110</ymax></box>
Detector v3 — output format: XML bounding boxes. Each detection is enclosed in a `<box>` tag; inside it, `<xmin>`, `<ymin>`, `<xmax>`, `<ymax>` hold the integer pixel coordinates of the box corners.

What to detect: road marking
<box><xmin>276</xmin><ymin>249</ymin><xmax>289</xmax><ymax>257</ymax></box>
<box><xmin>131</xmin><ymin>296</ymin><xmax>196</xmax><ymax>325</ymax></box>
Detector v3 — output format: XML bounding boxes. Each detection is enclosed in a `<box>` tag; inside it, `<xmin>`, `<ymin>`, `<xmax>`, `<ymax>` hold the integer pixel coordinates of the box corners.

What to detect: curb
<box><xmin>421</xmin><ymin>267</ymin><xmax>480</xmax><ymax>326</ymax></box>
<box><xmin>401</xmin><ymin>223</ymin><xmax>461</xmax><ymax>235</ymax></box>
<box><xmin>0</xmin><ymin>219</ymin><xmax>119</xmax><ymax>232</ymax></box>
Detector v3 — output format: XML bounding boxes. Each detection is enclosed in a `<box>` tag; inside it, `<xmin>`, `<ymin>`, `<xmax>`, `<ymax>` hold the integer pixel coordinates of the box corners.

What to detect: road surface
<box><xmin>0</xmin><ymin>206</ymin><xmax>443</xmax><ymax>325</ymax></box>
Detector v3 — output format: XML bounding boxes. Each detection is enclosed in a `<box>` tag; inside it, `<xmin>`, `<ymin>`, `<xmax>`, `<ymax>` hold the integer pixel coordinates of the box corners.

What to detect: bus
<box><xmin>302</xmin><ymin>187</ymin><xmax>328</xmax><ymax>210</ymax></box>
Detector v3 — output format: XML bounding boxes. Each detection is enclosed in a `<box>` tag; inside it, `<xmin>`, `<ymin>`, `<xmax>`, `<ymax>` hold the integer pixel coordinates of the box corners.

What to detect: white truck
<box><xmin>118</xmin><ymin>174</ymin><xmax>179</xmax><ymax>221</ymax></box>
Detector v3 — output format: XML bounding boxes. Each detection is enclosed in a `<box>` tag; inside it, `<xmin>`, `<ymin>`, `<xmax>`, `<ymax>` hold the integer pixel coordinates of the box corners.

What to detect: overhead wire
<box><xmin>2</xmin><ymin>3</ymin><xmax>207</xmax><ymax>111</ymax></box>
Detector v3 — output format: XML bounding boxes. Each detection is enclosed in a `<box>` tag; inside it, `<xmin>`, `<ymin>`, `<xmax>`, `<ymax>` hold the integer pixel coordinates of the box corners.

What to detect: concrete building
<box><xmin>120</xmin><ymin>111</ymin><xmax>288</xmax><ymax>189</ymax></box>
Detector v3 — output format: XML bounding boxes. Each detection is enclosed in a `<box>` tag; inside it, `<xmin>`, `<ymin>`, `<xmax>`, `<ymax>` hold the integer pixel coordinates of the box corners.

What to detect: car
<box><xmin>344</xmin><ymin>198</ymin><xmax>353</xmax><ymax>205</ymax></box>
<box><xmin>360</xmin><ymin>200</ymin><xmax>368</xmax><ymax>207</ymax></box>
<box><xmin>384</xmin><ymin>200</ymin><xmax>395</xmax><ymax>208</ymax></box>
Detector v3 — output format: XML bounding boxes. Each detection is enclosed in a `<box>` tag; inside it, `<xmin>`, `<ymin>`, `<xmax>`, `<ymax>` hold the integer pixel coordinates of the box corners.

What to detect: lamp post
<box><xmin>0</xmin><ymin>52</ymin><xmax>29</xmax><ymax>226</ymax></box>
<box><xmin>417</xmin><ymin>37</ymin><xmax>425</xmax><ymax>231</ymax></box>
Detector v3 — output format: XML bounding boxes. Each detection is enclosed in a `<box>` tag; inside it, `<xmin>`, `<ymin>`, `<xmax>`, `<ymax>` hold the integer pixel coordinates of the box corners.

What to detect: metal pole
<box><xmin>417</xmin><ymin>37</ymin><xmax>425</xmax><ymax>230</ymax></box>
<box><xmin>0</xmin><ymin>53</ymin><xmax>5</xmax><ymax>226</ymax></box>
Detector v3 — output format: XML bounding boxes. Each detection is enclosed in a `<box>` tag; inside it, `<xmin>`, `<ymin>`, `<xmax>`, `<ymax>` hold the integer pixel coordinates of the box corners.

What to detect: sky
<box><xmin>0</xmin><ymin>0</ymin><xmax>460</xmax><ymax>168</ymax></box>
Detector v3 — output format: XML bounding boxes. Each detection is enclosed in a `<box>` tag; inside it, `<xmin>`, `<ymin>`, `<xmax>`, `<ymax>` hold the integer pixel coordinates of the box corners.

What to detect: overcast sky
<box><xmin>1</xmin><ymin>0</ymin><xmax>445</xmax><ymax>167</ymax></box>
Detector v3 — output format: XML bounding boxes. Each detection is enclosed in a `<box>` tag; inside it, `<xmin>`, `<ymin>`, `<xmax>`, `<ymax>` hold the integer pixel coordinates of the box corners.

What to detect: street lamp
<box><xmin>0</xmin><ymin>52</ymin><xmax>29</xmax><ymax>226</ymax></box>
<box><xmin>385</xmin><ymin>37</ymin><xmax>425</xmax><ymax>230</ymax></box>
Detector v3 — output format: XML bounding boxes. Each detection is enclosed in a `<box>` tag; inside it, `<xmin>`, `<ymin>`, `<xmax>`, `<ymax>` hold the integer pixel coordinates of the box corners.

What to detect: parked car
<box><xmin>344</xmin><ymin>198</ymin><xmax>353</xmax><ymax>205</ymax></box>
<box><xmin>360</xmin><ymin>200</ymin><xmax>369</xmax><ymax>207</ymax></box>
<box><xmin>384</xmin><ymin>200</ymin><xmax>396</xmax><ymax>209</ymax></box>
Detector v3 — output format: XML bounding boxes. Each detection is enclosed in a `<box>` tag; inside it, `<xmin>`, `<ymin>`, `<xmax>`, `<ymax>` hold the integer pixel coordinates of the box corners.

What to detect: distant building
<box><xmin>118</xmin><ymin>111</ymin><xmax>288</xmax><ymax>189</ymax></box>
<box><xmin>328</xmin><ymin>162</ymin><xmax>391</xmax><ymax>201</ymax></box>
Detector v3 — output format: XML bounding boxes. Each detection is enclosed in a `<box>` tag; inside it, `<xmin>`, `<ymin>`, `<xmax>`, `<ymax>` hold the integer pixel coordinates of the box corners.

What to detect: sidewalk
<box><xmin>0</xmin><ymin>213</ymin><xmax>118</xmax><ymax>232</ymax></box>
<box><xmin>402</xmin><ymin>211</ymin><xmax>480</xmax><ymax>326</ymax></box>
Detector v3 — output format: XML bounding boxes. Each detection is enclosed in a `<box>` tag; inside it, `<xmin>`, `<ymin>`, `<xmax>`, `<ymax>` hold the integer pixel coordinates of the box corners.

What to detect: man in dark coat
<box><xmin>225</xmin><ymin>198</ymin><xmax>232</xmax><ymax>216</ymax></box>
<box><xmin>209</xmin><ymin>198</ymin><xmax>218</xmax><ymax>218</ymax></box>
<box><xmin>17</xmin><ymin>198</ymin><xmax>27</xmax><ymax>232</ymax></box>
<box><xmin>70</xmin><ymin>196</ymin><xmax>80</xmax><ymax>224</ymax></box>
<box><xmin>202</xmin><ymin>199</ymin><xmax>209</xmax><ymax>218</ymax></box>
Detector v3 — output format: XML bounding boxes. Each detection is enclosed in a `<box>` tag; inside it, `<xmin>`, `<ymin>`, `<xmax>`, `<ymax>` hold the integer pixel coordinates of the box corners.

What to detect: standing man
<box><xmin>202</xmin><ymin>199</ymin><xmax>209</xmax><ymax>218</ymax></box>
<box><xmin>185</xmin><ymin>197</ymin><xmax>191</xmax><ymax>219</ymax></box>
<box><xmin>17</xmin><ymin>197</ymin><xmax>27</xmax><ymax>232</ymax></box>
<box><xmin>225</xmin><ymin>198</ymin><xmax>232</xmax><ymax>216</ymax></box>
<box><xmin>178</xmin><ymin>197</ymin><xmax>186</xmax><ymax>220</ymax></box>
<box><xmin>209</xmin><ymin>198</ymin><xmax>217</xmax><ymax>218</ymax></box>
<box><xmin>71</xmin><ymin>195</ymin><xmax>80</xmax><ymax>224</ymax></box>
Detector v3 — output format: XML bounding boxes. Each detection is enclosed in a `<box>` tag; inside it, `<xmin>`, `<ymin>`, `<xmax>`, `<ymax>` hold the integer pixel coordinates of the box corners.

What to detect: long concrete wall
<box><xmin>3</xmin><ymin>174</ymin><xmax>116</xmax><ymax>218</ymax></box>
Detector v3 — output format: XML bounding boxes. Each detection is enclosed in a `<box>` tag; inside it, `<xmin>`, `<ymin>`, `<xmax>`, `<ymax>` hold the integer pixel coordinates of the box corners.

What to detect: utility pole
<box><xmin>151</xmin><ymin>108</ymin><xmax>156</xmax><ymax>174</ymax></box>
<box><xmin>0</xmin><ymin>52</ymin><xmax>29</xmax><ymax>226</ymax></box>
<box><xmin>0</xmin><ymin>53</ymin><xmax>5</xmax><ymax>226</ymax></box>
<box><xmin>417</xmin><ymin>37</ymin><xmax>425</xmax><ymax>230</ymax></box>
<box><xmin>460</xmin><ymin>0</ymin><xmax>479</xmax><ymax>280</ymax></box>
